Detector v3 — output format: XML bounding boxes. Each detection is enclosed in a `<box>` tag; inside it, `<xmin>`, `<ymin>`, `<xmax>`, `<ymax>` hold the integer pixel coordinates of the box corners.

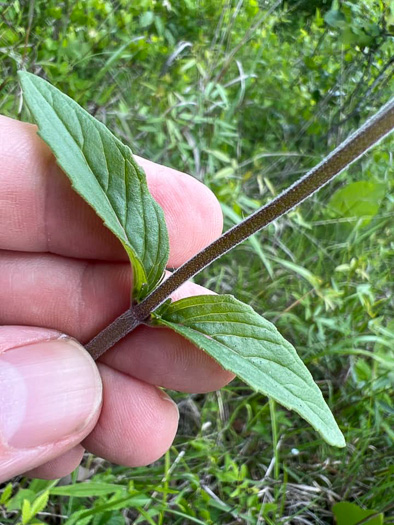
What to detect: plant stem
<box><xmin>86</xmin><ymin>97</ymin><xmax>394</xmax><ymax>360</ymax></box>
<box><xmin>269</xmin><ymin>399</ymin><xmax>280</xmax><ymax>482</ymax></box>
<box><xmin>86</xmin><ymin>309</ymin><xmax>141</xmax><ymax>360</ymax></box>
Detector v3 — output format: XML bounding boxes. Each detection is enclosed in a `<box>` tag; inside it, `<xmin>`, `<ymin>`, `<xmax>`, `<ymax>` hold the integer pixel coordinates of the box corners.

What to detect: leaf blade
<box><xmin>18</xmin><ymin>71</ymin><xmax>169</xmax><ymax>299</ymax></box>
<box><xmin>156</xmin><ymin>294</ymin><xmax>345</xmax><ymax>447</ymax></box>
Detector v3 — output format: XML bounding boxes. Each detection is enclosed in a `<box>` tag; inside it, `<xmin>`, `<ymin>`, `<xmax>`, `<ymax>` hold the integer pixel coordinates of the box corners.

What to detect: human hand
<box><xmin>0</xmin><ymin>115</ymin><xmax>234</xmax><ymax>482</ymax></box>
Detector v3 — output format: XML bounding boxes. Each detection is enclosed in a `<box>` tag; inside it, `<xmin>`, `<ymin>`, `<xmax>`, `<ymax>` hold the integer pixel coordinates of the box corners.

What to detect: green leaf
<box><xmin>30</xmin><ymin>491</ymin><xmax>49</xmax><ymax>521</ymax></box>
<box><xmin>328</xmin><ymin>180</ymin><xmax>386</xmax><ymax>227</ymax></box>
<box><xmin>18</xmin><ymin>71</ymin><xmax>169</xmax><ymax>300</ymax></box>
<box><xmin>50</xmin><ymin>482</ymin><xmax>126</xmax><ymax>497</ymax></box>
<box><xmin>63</xmin><ymin>495</ymin><xmax>152</xmax><ymax>525</ymax></box>
<box><xmin>324</xmin><ymin>9</ymin><xmax>347</xmax><ymax>29</ymax></box>
<box><xmin>0</xmin><ymin>483</ymin><xmax>13</xmax><ymax>505</ymax></box>
<box><xmin>155</xmin><ymin>295</ymin><xmax>345</xmax><ymax>447</ymax></box>
<box><xmin>21</xmin><ymin>499</ymin><xmax>32</xmax><ymax>524</ymax></box>
<box><xmin>6</xmin><ymin>489</ymin><xmax>35</xmax><ymax>511</ymax></box>
<box><xmin>64</xmin><ymin>510</ymin><xmax>93</xmax><ymax>525</ymax></box>
<box><xmin>332</xmin><ymin>502</ymin><xmax>384</xmax><ymax>525</ymax></box>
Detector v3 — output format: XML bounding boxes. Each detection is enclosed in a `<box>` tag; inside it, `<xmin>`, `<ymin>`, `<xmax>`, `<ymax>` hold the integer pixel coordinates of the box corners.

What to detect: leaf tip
<box><xmin>326</xmin><ymin>426</ymin><xmax>346</xmax><ymax>448</ymax></box>
<box><xmin>334</xmin><ymin>433</ymin><xmax>346</xmax><ymax>448</ymax></box>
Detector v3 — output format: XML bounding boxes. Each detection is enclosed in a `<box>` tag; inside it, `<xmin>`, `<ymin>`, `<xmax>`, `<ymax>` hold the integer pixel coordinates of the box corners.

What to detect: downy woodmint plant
<box><xmin>18</xmin><ymin>71</ymin><xmax>394</xmax><ymax>448</ymax></box>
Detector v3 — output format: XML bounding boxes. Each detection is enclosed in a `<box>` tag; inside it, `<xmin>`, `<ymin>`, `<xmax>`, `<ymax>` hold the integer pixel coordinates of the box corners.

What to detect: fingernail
<box><xmin>158</xmin><ymin>389</ymin><xmax>179</xmax><ymax>420</ymax></box>
<box><xmin>0</xmin><ymin>338</ymin><xmax>102</xmax><ymax>448</ymax></box>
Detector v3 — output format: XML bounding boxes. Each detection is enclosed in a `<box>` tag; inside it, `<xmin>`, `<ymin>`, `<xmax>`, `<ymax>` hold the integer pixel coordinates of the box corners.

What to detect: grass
<box><xmin>0</xmin><ymin>0</ymin><xmax>393</xmax><ymax>523</ymax></box>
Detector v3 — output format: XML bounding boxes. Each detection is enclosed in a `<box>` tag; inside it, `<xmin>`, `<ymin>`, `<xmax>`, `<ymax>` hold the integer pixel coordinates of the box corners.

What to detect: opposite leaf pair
<box><xmin>19</xmin><ymin>71</ymin><xmax>346</xmax><ymax>447</ymax></box>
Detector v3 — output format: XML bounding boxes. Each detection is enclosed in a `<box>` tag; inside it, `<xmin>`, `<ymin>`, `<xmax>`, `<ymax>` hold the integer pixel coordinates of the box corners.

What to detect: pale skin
<box><xmin>0</xmin><ymin>115</ymin><xmax>234</xmax><ymax>482</ymax></box>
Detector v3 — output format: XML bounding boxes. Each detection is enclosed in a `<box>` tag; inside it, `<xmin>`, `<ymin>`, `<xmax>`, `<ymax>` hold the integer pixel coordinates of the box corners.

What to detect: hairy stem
<box><xmin>86</xmin><ymin>309</ymin><xmax>141</xmax><ymax>361</ymax></box>
<box><xmin>86</xmin><ymin>98</ymin><xmax>394</xmax><ymax>360</ymax></box>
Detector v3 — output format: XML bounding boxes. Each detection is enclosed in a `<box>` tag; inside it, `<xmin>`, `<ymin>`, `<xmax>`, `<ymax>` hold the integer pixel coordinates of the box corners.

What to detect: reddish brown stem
<box><xmin>86</xmin><ymin>97</ymin><xmax>394</xmax><ymax>360</ymax></box>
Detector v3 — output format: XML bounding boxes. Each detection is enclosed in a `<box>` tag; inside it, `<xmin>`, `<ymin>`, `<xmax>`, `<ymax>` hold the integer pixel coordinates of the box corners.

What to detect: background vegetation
<box><xmin>1</xmin><ymin>0</ymin><xmax>393</xmax><ymax>523</ymax></box>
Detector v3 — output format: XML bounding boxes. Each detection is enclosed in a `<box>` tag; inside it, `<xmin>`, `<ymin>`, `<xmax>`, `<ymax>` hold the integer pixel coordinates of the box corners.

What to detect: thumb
<box><xmin>0</xmin><ymin>327</ymin><xmax>102</xmax><ymax>482</ymax></box>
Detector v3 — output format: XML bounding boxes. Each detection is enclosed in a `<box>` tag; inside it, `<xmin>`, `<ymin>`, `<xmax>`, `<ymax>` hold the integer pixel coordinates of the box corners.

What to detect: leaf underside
<box><xmin>18</xmin><ymin>71</ymin><xmax>169</xmax><ymax>300</ymax></box>
<box><xmin>156</xmin><ymin>294</ymin><xmax>345</xmax><ymax>447</ymax></box>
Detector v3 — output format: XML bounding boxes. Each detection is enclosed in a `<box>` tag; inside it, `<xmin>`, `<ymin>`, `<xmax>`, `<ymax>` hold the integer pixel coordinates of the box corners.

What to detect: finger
<box><xmin>0</xmin><ymin>252</ymin><xmax>131</xmax><ymax>342</ymax></box>
<box><xmin>0</xmin><ymin>116</ymin><xmax>223</xmax><ymax>266</ymax></box>
<box><xmin>24</xmin><ymin>365</ymin><xmax>180</xmax><ymax>471</ymax></box>
<box><xmin>82</xmin><ymin>364</ymin><xmax>179</xmax><ymax>467</ymax></box>
<box><xmin>0</xmin><ymin>327</ymin><xmax>102</xmax><ymax>483</ymax></box>
<box><xmin>0</xmin><ymin>252</ymin><xmax>234</xmax><ymax>392</ymax></box>
<box><xmin>101</xmin><ymin>321</ymin><xmax>234</xmax><ymax>393</ymax></box>
<box><xmin>25</xmin><ymin>446</ymin><xmax>85</xmax><ymax>480</ymax></box>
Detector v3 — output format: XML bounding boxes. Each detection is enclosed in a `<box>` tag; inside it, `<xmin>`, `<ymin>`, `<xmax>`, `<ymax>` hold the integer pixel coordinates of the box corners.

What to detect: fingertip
<box><xmin>24</xmin><ymin>445</ymin><xmax>85</xmax><ymax>480</ymax></box>
<box><xmin>83</xmin><ymin>364</ymin><xmax>179</xmax><ymax>467</ymax></box>
<box><xmin>0</xmin><ymin>329</ymin><xmax>102</xmax><ymax>482</ymax></box>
